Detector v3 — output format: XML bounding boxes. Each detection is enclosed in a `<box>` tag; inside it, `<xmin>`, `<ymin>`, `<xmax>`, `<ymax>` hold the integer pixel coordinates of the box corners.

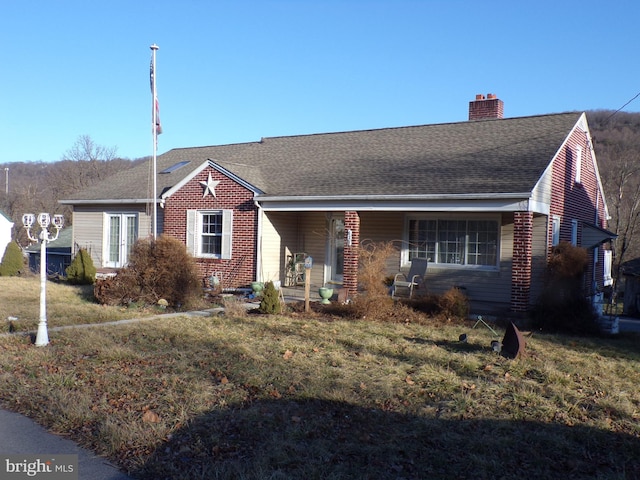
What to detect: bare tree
<box><xmin>589</xmin><ymin>111</ymin><xmax>640</xmax><ymax>283</ymax></box>
<box><xmin>0</xmin><ymin>135</ymin><xmax>141</xmax><ymax>245</ymax></box>
<box><xmin>601</xmin><ymin>145</ymin><xmax>640</xmax><ymax>274</ymax></box>
<box><xmin>62</xmin><ymin>134</ymin><xmax>118</xmax><ymax>162</ymax></box>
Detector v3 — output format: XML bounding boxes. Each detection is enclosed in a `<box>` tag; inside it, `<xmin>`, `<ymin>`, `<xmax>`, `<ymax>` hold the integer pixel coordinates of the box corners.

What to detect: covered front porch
<box><xmin>256</xmin><ymin>209</ymin><xmax>533</xmax><ymax>316</ymax></box>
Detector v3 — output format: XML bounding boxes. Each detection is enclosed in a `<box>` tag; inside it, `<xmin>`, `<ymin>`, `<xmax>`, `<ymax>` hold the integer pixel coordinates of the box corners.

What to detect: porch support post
<box><xmin>343</xmin><ymin>211</ymin><xmax>360</xmax><ymax>299</ymax></box>
<box><xmin>511</xmin><ymin>211</ymin><xmax>533</xmax><ymax>312</ymax></box>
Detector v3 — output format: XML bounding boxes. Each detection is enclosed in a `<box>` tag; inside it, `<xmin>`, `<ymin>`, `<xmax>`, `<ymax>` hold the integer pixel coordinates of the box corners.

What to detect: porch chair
<box><xmin>391</xmin><ymin>257</ymin><xmax>428</xmax><ymax>299</ymax></box>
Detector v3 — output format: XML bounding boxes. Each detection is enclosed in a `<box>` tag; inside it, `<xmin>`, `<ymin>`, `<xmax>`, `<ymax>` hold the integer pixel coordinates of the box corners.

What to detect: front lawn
<box><xmin>0</xmin><ymin>280</ymin><xmax>639</xmax><ymax>479</ymax></box>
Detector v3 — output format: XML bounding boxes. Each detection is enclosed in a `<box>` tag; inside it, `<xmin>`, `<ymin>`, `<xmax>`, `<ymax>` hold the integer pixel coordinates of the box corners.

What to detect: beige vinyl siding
<box><xmin>72</xmin><ymin>209</ymin><xmax>107</xmax><ymax>267</ymax></box>
<box><xmin>422</xmin><ymin>213</ymin><xmax>518</xmax><ymax>305</ymax></box>
<box><xmin>260</xmin><ymin>211</ymin><xmax>327</xmax><ymax>287</ymax></box>
<box><xmin>260</xmin><ymin>211</ymin><xmax>285</xmax><ymax>283</ymax></box>
<box><xmin>72</xmin><ymin>205</ymin><xmax>152</xmax><ymax>268</ymax></box>
<box><xmin>297</xmin><ymin>212</ymin><xmax>327</xmax><ymax>288</ymax></box>
<box><xmin>364</xmin><ymin>212</ymin><xmax>513</xmax><ymax>305</ymax></box>
<box><xmin>359</xmin><ymin>211</ymin><xmax>403</xmax><ymax>274</ymax></box>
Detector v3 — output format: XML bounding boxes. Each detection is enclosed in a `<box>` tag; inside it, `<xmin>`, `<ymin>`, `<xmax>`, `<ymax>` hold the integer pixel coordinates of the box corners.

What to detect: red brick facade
<box><xmin>343</xmin><ymin>211</ymin><xmax>360</xmax><ymax>298</ymax></box>
<box><xmin>468</xmin><ymin>93</ymin><xmax>504</xmax><ymax>120</ymax></box>
<box><xmin>511</xmin><ymin>122</ymin><xmax>609</xmax><ymax>311</ymax></box>
<box><xmin>163</xmin><ymin>167</ymin><xmax>258</xmax><ymax>288</ymax></box>
<box><xmin>511</xmin><ymin>211</ymin><xmax>533</xmax><ymax>312</ymax></box>
<box><xmin>548</xmin><ymin>126</ymin><xmax>608</xmax><ymax>296</ymax></box>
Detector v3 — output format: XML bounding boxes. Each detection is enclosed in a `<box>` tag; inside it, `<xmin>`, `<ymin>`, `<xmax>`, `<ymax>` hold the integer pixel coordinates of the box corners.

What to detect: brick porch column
<box><xmin>511</xmin><ymin>211</ymin><xmax>533</xmax><ymax>312</ymax></box>
<box><xmin>343</xmin><ymin>211</ymin><xmax>360</xmax><ymax>299</ymax></box>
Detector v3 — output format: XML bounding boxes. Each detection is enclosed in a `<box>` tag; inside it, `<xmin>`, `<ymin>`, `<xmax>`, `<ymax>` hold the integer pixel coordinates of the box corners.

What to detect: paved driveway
<box><xmin>619</xmin><ymin>317</ymin><xmax>640</xmax><ymax>333</ymax></box>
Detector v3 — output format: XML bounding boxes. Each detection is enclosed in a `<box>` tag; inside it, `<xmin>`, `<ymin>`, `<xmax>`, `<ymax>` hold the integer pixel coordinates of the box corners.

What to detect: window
<box><xmin>160</xmin><ymin>161</ymin><xmax>190</xmax><ymax>174</ymax></box>
<box><xmin>552</xmin><ymin>215</ymin><xmax>561</xmax><ymax>246</ymax></box>
<box><xmin>407</xmin><ymin>217</ymin><xmax>498</xmax><ymax>267</ymax></box>
<box><xmin>186</xmin><ymin>209</ymin><xmax>232</xmax><ymax>259</ymax></box>
<box><xmin>571</xmin><ymin>219</ymin><xmax>578</xmax><ymax>246</ymax></box>
<box><xmin>575</xmin><ymin>145</ymin><xmax>582</xmax><ymax>184</ymax></box>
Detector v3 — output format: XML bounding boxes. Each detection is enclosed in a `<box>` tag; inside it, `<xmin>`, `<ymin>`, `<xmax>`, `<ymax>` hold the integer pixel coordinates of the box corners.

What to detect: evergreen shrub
<box><xmin>259</xmin><ymin>281</ymin><xmax>282</xmax><ymax>314</ymax></box>
<box><xmin>66</xmin><ymin>248</ymin><xmax>97</xmax><ymax>284</ymax></box>
<box><xmin>0</xmin><ymin>241</ymin><xmax>24</xmax><ymax>276</ymax></box>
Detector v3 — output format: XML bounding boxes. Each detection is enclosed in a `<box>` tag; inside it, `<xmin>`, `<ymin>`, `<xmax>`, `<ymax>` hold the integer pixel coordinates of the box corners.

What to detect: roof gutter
<box><xmin>255</xmin><ymin>192</ymin><xmax>534</xmax><ymax>202</ymax></box>
<box><xmin>59</xmin><ymin>199</ymin><xmax>158</xmax><ymax>205</ymax></box>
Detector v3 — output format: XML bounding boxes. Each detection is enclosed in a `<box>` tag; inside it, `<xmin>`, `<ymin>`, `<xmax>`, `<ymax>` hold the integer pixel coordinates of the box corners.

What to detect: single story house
<box><xmin>61</xmin><ymin>94</ymin><xmax>614</xmax><ymax>314</ymax></box>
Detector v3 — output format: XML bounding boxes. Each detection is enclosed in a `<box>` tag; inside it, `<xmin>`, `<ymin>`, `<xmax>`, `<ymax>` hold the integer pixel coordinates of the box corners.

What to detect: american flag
<box><xmin>150</xmin><ymin>55</ymin><xmax>162</xmax><ymax>135</ymax></box>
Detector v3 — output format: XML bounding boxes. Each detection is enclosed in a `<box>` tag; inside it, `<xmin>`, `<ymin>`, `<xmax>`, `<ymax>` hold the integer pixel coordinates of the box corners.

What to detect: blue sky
<box><xmin>1</xmin><ymin>0</ymin><xmax>639</xmax><ymax>163</ymax></box>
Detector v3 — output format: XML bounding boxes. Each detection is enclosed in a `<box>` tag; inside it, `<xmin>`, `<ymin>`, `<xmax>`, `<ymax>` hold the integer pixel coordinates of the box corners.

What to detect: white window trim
<box><xmin>552</xmin><ymin>215</ymin><xmax>561</xmax><ymax>246</ymax></box>
<box><xmin>403</xmin><ymin>213</ymin><xmax>500</xmax><ymax>271</ymax></box>
<box><xmin>575</xmin><ymin>145</ymin><xmax>582</xmax><ymax>184</ymax></box>
<box><xmin>603</xmin><ymin>250</ymin><xmax>613</xmax><ymax>286</ymax></box>
<box><xmin>571</xmin><ymin>219</ymin><xmax>578</xmax><ymax>246</ymax></box>
<box><xmin>186</xmin><ymin>209</ymin><xmax>233</xmax><ymax>259</ymax></box>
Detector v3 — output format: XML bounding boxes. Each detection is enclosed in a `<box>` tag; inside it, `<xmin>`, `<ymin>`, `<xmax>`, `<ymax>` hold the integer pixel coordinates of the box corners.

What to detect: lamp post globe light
<box><xmin>22</xmin><ymin>212</ymin><xmax>64</xmax><ymax>346</ymax></box>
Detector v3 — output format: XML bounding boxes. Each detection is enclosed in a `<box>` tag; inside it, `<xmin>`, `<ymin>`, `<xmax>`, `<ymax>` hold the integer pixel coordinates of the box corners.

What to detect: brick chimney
<box><xmin>468</xmin><ymin>93</ymin><xmax>504</xmax><ymax>120</ymax></box>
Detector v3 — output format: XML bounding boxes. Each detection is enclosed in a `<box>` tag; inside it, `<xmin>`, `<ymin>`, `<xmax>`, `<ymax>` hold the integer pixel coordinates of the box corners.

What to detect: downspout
<box><xmin>593</xmin><ymin>186</ymin><xmax>599</xmax><ymax>293</ymax></box>
<box><xmin>254</xmin><ymin>198</ymin><xmax>263</xmax><ymax>282</ymax></box>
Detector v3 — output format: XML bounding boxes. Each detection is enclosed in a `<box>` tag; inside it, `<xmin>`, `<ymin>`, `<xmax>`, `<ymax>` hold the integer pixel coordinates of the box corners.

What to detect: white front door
<box><xmin>329</xmin><ymin>216</ymin><xmax>344</xmax><ymax>283</ymax></box>
<box><xmin>105</xmin><ymin>214</ymin><xmax>138</xmax><ymax>268</ymax></box>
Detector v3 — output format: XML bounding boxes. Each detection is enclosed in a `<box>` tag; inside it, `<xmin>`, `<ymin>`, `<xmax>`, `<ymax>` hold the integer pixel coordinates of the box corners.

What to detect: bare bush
<box><xmin>532</xmin><ymin>241</ymin><xmax>599</xmax><ymax>335</ymax></box>
<box><xmin>222</xmin><ymin>296</ymin><xmax>249</xmax><ymax>319</ymax></box>
<box><xmin>357</xmin><ymin>241</ymin><xmax>397</xmax><ymax>296</ymax></box>
<box><xmin>94</xmin><ymin>235</ymin><xmax>201</xmax><ymax>309</ymax></box>
<box><xmin>437</xmin><ymin>288</ymin><xmax>470</xmax><ymax>321</ymax></box>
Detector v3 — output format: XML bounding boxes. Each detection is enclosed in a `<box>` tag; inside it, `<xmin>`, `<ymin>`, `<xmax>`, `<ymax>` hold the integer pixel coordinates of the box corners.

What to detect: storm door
<box><xmin>329</xmin><ymin>216</ymin><xmax>344</xmax><ymax>283</ymax></box>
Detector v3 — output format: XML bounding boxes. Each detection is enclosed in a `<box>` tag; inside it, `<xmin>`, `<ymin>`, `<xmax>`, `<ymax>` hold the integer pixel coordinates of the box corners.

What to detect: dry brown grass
<box><xmin>0</xmin><ymin>276</ymin><xmax>192</xmax><ymax>334</ymax></box>
<box><xmin>0</xmin><ymin>278</ymin><xmax>639</xmax><ymax>479</ymax></box>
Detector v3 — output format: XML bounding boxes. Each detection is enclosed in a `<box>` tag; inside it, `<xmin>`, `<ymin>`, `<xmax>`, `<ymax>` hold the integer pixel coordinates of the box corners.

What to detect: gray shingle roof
<box><xmin>62</xmin><ymin>112</ymin><xmax>582</xmax><ymax>202</ymax></box>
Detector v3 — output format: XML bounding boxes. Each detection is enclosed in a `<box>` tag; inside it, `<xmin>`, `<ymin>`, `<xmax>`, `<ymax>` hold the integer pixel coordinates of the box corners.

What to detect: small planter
<box><xmin>251</xmin><ymin>282</ymin><xmax>264</xmax><ymax>295</ymax></box>
<box><xmin>318</xmin><ymin>287</ymin><xmax>334</xmax><ymax>304</ymax></box>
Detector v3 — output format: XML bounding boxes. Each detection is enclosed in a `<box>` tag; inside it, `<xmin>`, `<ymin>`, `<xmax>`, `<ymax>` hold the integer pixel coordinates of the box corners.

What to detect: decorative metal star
<box><xmin>199</xmin><ymin>172</ymin><xmax>220</xmax><ymax>198</ymax></box>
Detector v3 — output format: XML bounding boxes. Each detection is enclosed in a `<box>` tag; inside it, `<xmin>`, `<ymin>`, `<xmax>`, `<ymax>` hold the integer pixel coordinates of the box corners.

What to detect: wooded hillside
<box><xmin>0</xmin><ymin>135</ymin><xmax>145</xmax><ymax>245</ymax></box>
<box><xmin>587</xmin><ymin>110</ymin><xmax>640</xmax><ymax>277</ymax></box>
<box><xmin>1</xmin><ymin>112</ymin><xmax>639</xmax><ymax>277</ymax></box>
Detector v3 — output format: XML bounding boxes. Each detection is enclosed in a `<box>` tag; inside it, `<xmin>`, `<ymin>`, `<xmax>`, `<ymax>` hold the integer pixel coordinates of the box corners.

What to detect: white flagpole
<box><xmin>150</xmin><ymin>44</ymin><xmax>159</xmax><ymax>240</ymax></box>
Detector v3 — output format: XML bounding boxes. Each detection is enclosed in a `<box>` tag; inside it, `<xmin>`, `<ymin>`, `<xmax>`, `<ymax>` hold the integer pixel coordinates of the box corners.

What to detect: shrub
<box><xmin>358</xmin><ymin>241</ymin><xmax>397</xmax><ymax>297</ymax></box>
<box><xmin>94</xmin><ymin>235</ymin><xmax>201</xmax><ymax>308</ymax></box>
<box><xmin>65</xmin><ymin>248</ymin><xmax>96</xmax><ymax>284</ymax></box>
<box><xmin>223</xmin><ymin>296</ymin><xmax>248</xmax><ymax>318</ymax></box>
<box><xmin>437</xmin><ymin>287</ymin><xmax>470</xmax><ymax>320</ymax></box>
<box><xmin>531</xmin><ymin>241</ymin><xmax>599</xmax><ymax>335</ymax></box>
<box><xmin>0</xmin><ymin>241</ymin><xmax>24</xmax><ymax>276</ymax></box>
<box><xmin>259</xmin><ymin>281</ymin><xmax>282</xmax><ymax>314</ymax></box>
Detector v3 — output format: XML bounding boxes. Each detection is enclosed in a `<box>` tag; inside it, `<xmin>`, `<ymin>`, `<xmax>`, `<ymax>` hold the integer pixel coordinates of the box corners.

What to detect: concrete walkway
<box><xmin>0</xmin><ymin>409</ymin><xmax>131</xmax><ymax>479</ymax></box>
